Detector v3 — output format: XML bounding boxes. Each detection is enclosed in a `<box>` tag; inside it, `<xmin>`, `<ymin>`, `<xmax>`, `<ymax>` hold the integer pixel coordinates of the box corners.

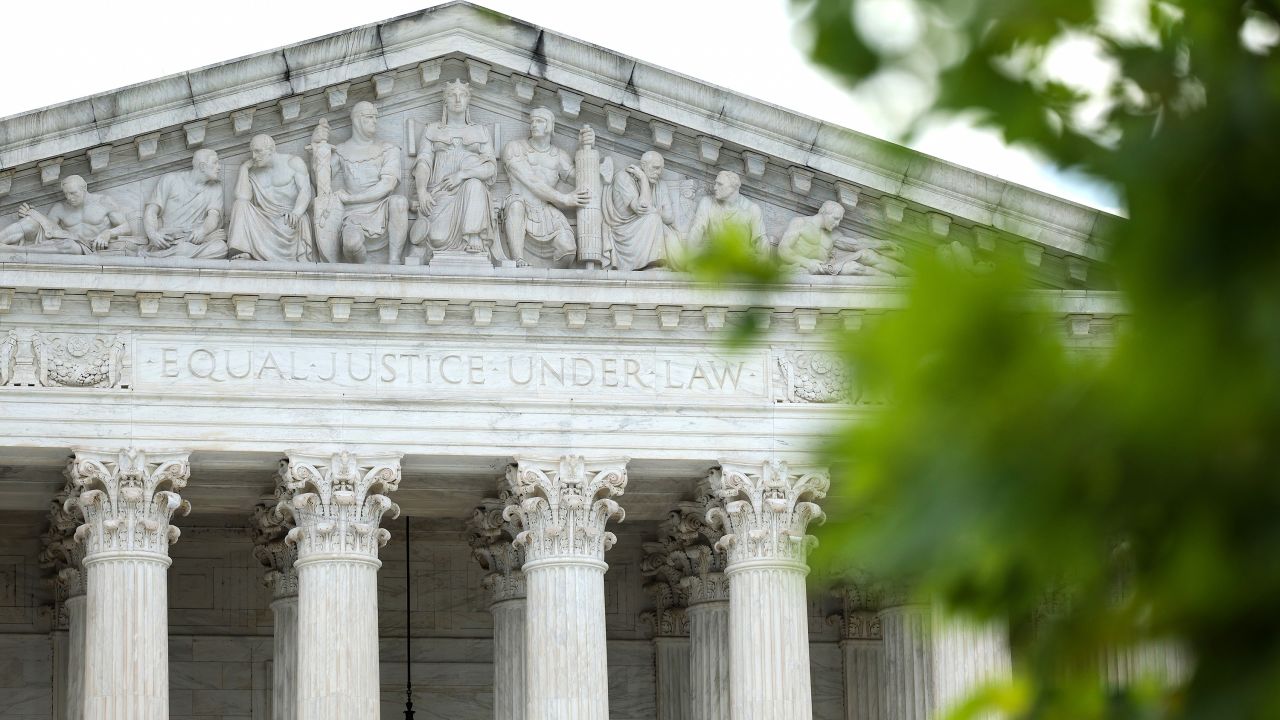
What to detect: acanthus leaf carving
<box><xmin>70</xmin><ymin>448</ymin><xmax>192</xmax><ymax>558</ymax></box>
<box><xmin>252</xmin><ymin>466</ymin><xmax>298</xmax><ymax>599</ymax></box>
<box><xmin>466</xmin><ymin>495</ymin><xmax>527</xmax><ymax>604</ymax></box>
<box><xmin>502</xmin><ymin>455</ymin><xmax>628</xmax><ymax>563</ymax></box>
<box><xmin>40</xmin><ymin>469</ymin><xmax>87</xmax><ymax>615</ymax></box>
<box><xmin>283</xmin><ymin>450</ymin><xmax>402</xmax><ymax>561</ymax></box>
<box><xmin>705</xmin><ymin>459</ymin><xmax>828</xmax><ymax>568</ymax></box>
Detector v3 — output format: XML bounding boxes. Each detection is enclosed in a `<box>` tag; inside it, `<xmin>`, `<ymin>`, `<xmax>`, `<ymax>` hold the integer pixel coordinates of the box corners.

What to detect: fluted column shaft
<box><xmin>296</xmin><ymin>558</ymin><xmax>381</xmax><ymax>717</ymax></box>
<box><xmin>525</xmin><ymin>559</ymin><xmax>610</xmax><ymax>719</ymax></box>
<box><xmin>492</xmin><ymin>597</ymin><xmax>528</xmax><ymax>720</ymax></box>
<box><xmin>71</xmin><ymin>448</ymin><xmax>190</xmax><ymax>720</ymax></box>
<box><xmin>284</xmin><ymin>450</ymin><xmax>402</xmax><ymax>720</ymax></box>
<box><xmin>687</xmin><ymin>599</ymin><xmax>731</xmax><ymax>720</ymax></box>
<box><xmin>655</xmin><ymin>637</ymin><xmax>692</xmax><ymax>720</ymax></box>
<box><xmin>270</xmin><ymin>595</ymin><xmax>298</xmax><ymax>720</ymax></box>
<box><xmin>505</xmin><ymin>456</ymin><xmax>628</xmax><ymax>720</ymax></box>
<box><xmin>707</xmin><ymin>461</ymin><xmax>829</xmax><ymax>720</ymax></box>
<box><xmin>840</xmin><ymin>638</ymin><xmax>883</xmax><ymax>720</ymax></box>
<box><xmin>881</xmin><ymin>605</ymin><xmax>934</xmax><ymax>720</ymax></box>
<box><xmin>931</xmin><ymin>612</ymin><xmax>1012</xmax><ymax>715</ymax></box>
<box><xmin>728</xmin><ymin>561</ymin><xmax>813</xmax><ymax>720</ymax></box>
<box><xmin>66</xmin><ymin>594</ymin><xmax>86</xmax><ymax>720</ymax></box>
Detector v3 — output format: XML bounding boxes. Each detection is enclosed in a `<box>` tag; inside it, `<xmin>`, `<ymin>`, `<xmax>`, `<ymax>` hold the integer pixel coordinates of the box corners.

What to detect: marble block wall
<box><xmin>0</xmin><ymin>635</ymin><xmax>53</xmax><ymax>719</ymax></box>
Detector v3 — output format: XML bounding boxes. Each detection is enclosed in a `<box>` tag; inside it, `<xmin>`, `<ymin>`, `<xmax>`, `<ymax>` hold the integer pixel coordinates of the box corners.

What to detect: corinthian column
<box><xmin>467</xmin><ymin>497</ymin><xmax>528</xmax><ymax>720</ymax></box>
<box><xmin>641</xmin><ymin>515</ymin><xmax>693</xmax><ymax>720</ymax></box>
<box><xmin>41</xmin><ymin>477</ymin><xmax>87</xmax><ymax>720</ymax></box>
<box><xmin>504</xmin><ymin>455</ymin><xmax>628</xmax><ymax>720</ymax></box>
<box><xmin>931</xmin><ymin>609</ymin><xmax>1012</xmax><ymax>716</ymax></box>
<box><xmin>283</xmin><ymin>450</ymin><xmax>402</xmax><ymax>720</ymax></box>
<box><xmin>252</xmin><ymin>478</ymin><xmax>299</xmax><ymax>720</ymax></box>
<box><xmin>70</xmin><ymin>448</ymin><xmax>191</xmax><ymax>720</ymax></box>
<box><xmin>707</xmin><ymin>460</ymin><xmax>829</xmax><ymax>720</ymax></box>
<box><xmin>879</xmin><ymin>594</ymin><xmax>933</xmax><ymax>720</ymax></box>
<box><xmin>830</xmin><ymin>585</ymin><xmax>884</xmax><ymax>720</ymax></box>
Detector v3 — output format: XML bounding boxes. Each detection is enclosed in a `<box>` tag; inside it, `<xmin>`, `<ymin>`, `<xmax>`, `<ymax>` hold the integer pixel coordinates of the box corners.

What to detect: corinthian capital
<box><xmin>282</xmin><ymin>450</ymin><xmax>402</xmax><ymax>561</ymax></box>
<box><xmin>40</xmin><ymin>471</ymin><xmax>86</xmax><ymax>604</ymax></box>
<box><xmin>69</xmin><ymin>448</ymin><xmax>191</xmax><ymax>559</ymax></box>
<box><xmin>252</xmin><ymin>468</ymin><xmax>298</xmax><ymax>599</ymax></box>
<box><xmin>503</xmin><ymin>455</ymin><xmax>628</xmax><ymax>563</ymax></box>
<box><xmin>706</xmin><ymin>459</ymin><xmax>828</xmax><ymax>569</ymax></box>
<box><xmin>467</xmin><ymin>496</ymin><xmax>527</xmax><ymax>604</ymax></box>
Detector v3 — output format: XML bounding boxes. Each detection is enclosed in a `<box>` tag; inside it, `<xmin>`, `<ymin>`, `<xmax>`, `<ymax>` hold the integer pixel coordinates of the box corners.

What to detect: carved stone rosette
<box><xmin>706</xmin><ymin>459</ymin><xmax>829</xmax><ymax>570</ymax></box>
<box><xmin>252</xmin><ymin>475</ymin><xmax>298</xmax><ymax>600</ymax></box>
<box><xmin>282</xmin><ymin>450</ymin><xmax>403</xmax><ymax>562</ymax></box>
<box><xmin>69</xmin><ymin>448</ymin><xmax>191</xmax><ymax>560</ymax></box>
<box><xmin>467</xmin><ymin>496</ymin><xmax>526</xmax><ymax>605</ymax></box>
<box><xmin>502</xmin><ymin>455</ymin><xmax>628</xmax><ymax>563</ymax></box>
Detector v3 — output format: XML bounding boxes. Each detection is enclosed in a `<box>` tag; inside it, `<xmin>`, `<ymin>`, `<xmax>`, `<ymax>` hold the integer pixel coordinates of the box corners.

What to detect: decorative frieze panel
<box><xmin>282</xmin><ymin>450</ymin><xmax>402</xmax><ymax>561</ymax></box>
<box><xmin>68</xmin><ymin>448</ymin><xmax>191</xmax><ymax>558</ymax></box>
<box><xmin>776</xmin><ymin>350</ymin><xmax>850</xmax><ymax>404</ymax></box>
<box><xmin>707</xmin><ymin>459</ymin><xmax>829</xmax><ymax>568</ymax></box>
<box><xmin>503</xmin><ymin>455</ymin><xmax>628</xmax><ymax>562</ymax></box>
<box><xmin>0</xmin><ymin>329</ymin><xmax>129</xmax><ymax>388</ymax></box>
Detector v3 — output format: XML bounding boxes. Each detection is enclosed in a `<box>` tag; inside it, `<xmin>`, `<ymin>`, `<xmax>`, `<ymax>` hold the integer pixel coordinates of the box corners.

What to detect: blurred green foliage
<box><xmin>687</xmin><ymin>1</ymin><xmax>1280</xmax><ymax>717</ymax></box>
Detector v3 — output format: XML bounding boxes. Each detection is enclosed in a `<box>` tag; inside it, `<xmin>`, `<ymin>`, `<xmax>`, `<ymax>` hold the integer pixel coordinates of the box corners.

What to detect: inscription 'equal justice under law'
<box><xmin>152</xmin><ymin>346</ymin><xmax>755</xmax><ymax>394</ymax></box>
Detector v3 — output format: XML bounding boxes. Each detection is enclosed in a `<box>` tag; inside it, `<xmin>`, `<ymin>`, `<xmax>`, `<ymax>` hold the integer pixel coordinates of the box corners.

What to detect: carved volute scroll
<box><xmin>829</xmin><ymin>580</ymin><xmax>885</xmax><ymax>641</ymax></box>
<box><xmin>639</xmin><ymin>508</ymin><xmax>701</xmax><ymax>637</ymax></box>
<box><xmin>706</xmin><ymin>459</ymin><xmax>829</xmax><ymax>569</ymax></box>
<box><xmin>672</xmin><ymin>478</ymin><xmax>732</xmax><ymax>605</ymax></box>
<box><xmin>466</xmin><ymin>496</ymin><xmax>527</xmax><ymax>604</ymax></box>
<box><xmin>252</xmin><ymin>470</ymin><xmax>298</xmax><ymax>600</ymax></box>
<box><xmin>40</xmin><ymin>471</ymin><xmax>87</xmax><ymax>611</ymax></box>
<box><xmin>69</xmin><ymin>448</ymin><xmax>192</xmax><ymax>559</ymax></box>
<box><xmin>282</xmin><ymin>450</ymin><xmax>402</xmax><ymax>562</ymax></box>
<box><xmin>502</xmin><ymin>455</ymin><xmax>628</xmax><ymax>563</ymax></box>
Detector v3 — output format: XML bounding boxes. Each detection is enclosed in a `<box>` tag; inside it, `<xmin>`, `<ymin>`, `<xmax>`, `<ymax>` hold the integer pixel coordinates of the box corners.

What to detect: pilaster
<box><xmin>468</xmin><ymin>496</ymin><xmax>528</xmax><ymax>720</ymax></box>
<box><xmin>283</xmin><ymin>450</ymin><xmax>402</xmax><ymax>720</ymax></box>
<box><xmin>707</xmin><ymin>459</ymin><xmax>829</xmax><ymax>720</ymax></box>
<box><xmin>70</xmin><ymin>448</ymin><xmax>191</xmax><ymax>720</ymax></box>
<box><xmin>503</xmin><ymin>455</ymin><xmax>628</xmax><ymax>720</ymax></box>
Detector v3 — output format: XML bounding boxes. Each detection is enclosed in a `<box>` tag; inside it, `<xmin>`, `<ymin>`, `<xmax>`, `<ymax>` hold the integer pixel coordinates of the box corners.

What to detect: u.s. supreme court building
<box><xmin>0</xmin><ymin>3</ymin><xmax>1134</xmax><ymax>719</ymax></box>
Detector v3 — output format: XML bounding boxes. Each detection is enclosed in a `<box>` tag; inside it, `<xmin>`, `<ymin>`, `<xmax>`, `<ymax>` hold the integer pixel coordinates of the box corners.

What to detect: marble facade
<box><xmin>0</xmin><ymin>2</ymin><xmax>1134</xmax><ymax>719</ymax></box>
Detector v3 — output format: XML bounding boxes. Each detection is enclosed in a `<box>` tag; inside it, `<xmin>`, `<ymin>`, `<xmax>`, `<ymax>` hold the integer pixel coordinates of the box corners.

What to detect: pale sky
<box><xmin>0</xmin><ymin>0</ymin><xmax>1118</xmax><ymax>211</ymax></box>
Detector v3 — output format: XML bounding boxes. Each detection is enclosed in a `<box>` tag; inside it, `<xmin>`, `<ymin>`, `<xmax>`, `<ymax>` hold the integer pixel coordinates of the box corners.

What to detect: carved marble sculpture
<box><xmin>779</xmin><ymin>201</ymin><xmax>910</xmax><ymax>277</ymax></box>
<box><xmin>309</xmin><ymin>102</ymin><xmax>409</xmax><ymax>264</ymax></box>
<box><xmin>228</xmin><ymin>134</ymin><xmax>314</xmax><ymax>262</ymax></box>
<box><xmin>142</xmin><ymin>149</ymin><xmax>227</xmax><ymax>259</ymax></box>
<box><xmin>602</xmin><ymin>150</ymin><xmax>680</xmax><ymax>271</ymax></box>
<box><xmin>0</xmin><ymin>175</ymin><xmax>133</xmax><ymax>255</ymax></box>
<box><xmin>501</xmin><ymin>107</ymin><xmax>593</xmax><ymax>268</ymax></box>
<box><xmin>409</xmin><ymin>80</ymin><xmax>497</xmax><ymax>260</ymax></box>
<box><xmin>685</xmin><ymin>170</ymin><xmax>767</xmax><ymax>257</ymax></box>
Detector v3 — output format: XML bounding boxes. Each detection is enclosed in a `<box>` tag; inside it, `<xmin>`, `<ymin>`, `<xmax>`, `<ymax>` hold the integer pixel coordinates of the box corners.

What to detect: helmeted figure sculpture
<box><xmin>308</xmin><ymin>101</ymin><xmax>409</xmax><ymax>265</ymax></box>
<box><xmin>500</xmin><ymin>107</ymin><xmax>593</xmax><ymax>268</ymax></box>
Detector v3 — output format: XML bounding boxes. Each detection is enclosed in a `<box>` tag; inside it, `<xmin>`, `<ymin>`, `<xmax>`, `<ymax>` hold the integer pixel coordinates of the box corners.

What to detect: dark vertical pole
<box><xmin>404</xmin><ymin>515</ymin><xmax>415</xmax><ymax>719</ymax></box>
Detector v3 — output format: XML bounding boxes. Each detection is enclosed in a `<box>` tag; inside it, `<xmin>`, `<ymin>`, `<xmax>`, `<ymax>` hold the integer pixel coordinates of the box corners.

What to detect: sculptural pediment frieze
<box><xmin>0</xmin><ymin>4</ymin><xmax>1112</xmax><ymax>290</ymax></box>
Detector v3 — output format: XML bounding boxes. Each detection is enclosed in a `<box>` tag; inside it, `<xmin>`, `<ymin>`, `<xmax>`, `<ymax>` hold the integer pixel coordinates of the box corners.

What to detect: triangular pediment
<box><xmin>0</xmin><ymin>1</ymin><xmax>1115</xmax><ymax>289</ymax></box>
